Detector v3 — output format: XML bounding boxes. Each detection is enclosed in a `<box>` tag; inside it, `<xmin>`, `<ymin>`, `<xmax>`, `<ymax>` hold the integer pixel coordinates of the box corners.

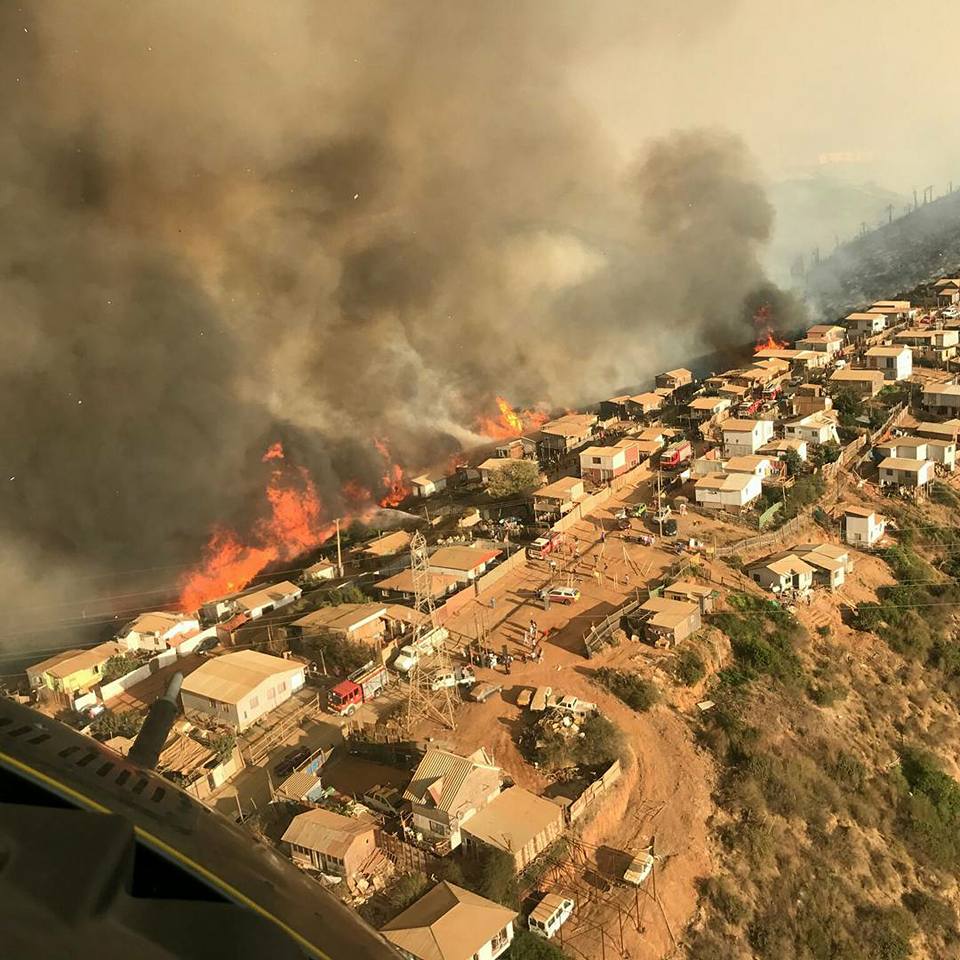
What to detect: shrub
<box><xmin>89</xmin><ymin>709</ymin><xmax>144</xmax><ymax>741</ymax></box>
<box><xmin>297</xmin><ymin>632</ymin><xmax>371</xmax><ymax>676</ymax></box>
<box><xmin>711</xmin><ymin>596</ymin><xmax>803</xmax><ymax>684</ymax></box>
<box><xmin>594</xmin><ymin>668</ymin><xmax>660</xmax><ymax>711</ymax></box>
<box><xmin>487</xmin><ymin>460</ymin><xmax>541</xmax><ymax>499</ymax></box>
<box><xmin>101</xmin><ymin>653</ymin><xmax>142</xmax><ymax>684</ymax></box>
<box><xmin>901</xmin><ymin>889</ymin><xmax>958</xmax><ymax>940</ymax></box>
<box><xmin>895</xmin><ymin>747</ymin><xmax>960</xmax><ymax>871</ymax></box>
<box><xmin>209</xmin><ymin>733</ymin><xmax>236</xmax><ymax>765</ymax></box>
<box><xmin>674</xmin><ymin>647</ymin><xmax>707</xmax><ymax>686</ymax></box>
<box><xmin>510</xmin><ymin>930</ymin><xmax>567</xmax><ymax>960</ymax></box>
<box><xmin>699</xmin><ymin>876</ymin><xmax>748</xmax><ymax>924</ymax></box>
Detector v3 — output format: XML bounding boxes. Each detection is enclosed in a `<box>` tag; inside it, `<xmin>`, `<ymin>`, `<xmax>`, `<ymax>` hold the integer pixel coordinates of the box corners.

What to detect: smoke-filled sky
<box><xmin>0</xmin><ymin>1</ymin><xmax>954</xmax><ymax>647</ymax></box>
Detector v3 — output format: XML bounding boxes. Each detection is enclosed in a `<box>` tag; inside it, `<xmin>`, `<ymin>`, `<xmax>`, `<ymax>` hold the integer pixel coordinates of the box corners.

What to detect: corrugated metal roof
<box><xmin>404</xmin><ymin>748</ymin><xmax>498</xmax><ymax>812</ymax></box>
<box><xmin>180</xmin><ymin>650</ymin><xmax>303</xmax><ymax>704</ymax></box>
<box><xmin>461</xmin><ymin>787</ymin><xmax>563</xmax><ymax>855</ymax></box>
<box><xmin>281</xmin><ymin>808</ymin><xmax>375</xmax><ymax>858</ymax></box>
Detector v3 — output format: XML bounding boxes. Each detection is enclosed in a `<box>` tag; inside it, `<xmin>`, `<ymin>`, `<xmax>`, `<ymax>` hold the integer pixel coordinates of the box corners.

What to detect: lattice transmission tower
<box><xmin>403</xmin><ymin>531</ymin><xmax>457</xmax><ymax>733</ymax></box>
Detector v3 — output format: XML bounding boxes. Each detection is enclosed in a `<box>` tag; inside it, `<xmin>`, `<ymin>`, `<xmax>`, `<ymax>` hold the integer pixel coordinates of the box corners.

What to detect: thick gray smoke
<box><xmin>0</xmin><ymin>2</ymin><xmax>803</xmax><ymax>648</ymax></box>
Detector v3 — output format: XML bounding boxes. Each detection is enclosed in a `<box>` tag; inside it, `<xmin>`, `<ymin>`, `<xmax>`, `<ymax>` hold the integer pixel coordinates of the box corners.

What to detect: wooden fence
<box><xmin>378</xmin><ymin>831</ymin><xmax>445</xmax><ymax>875</ymax></box>
<box><xmin>583</xmin><ymin>599</ymin><xmax>642</xmax><ymax>659</ymax></box>
<box><xmin>566</xmin><ymin>759</ymin><xmax>622</xmax><ymax>825</ymax></box>
<box><xmin>715</xmin><ymin>512</ymin><xmax>809</xmax><ymax>558</ymax></box>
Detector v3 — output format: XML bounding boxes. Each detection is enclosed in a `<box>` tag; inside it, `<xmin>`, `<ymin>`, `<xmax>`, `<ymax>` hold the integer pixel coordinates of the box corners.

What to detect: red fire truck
<box><xmin>659</xmin><ymin>439</ymin><xmax>692</xmax><ymax>470</ymax></box>
<box><xmin>526</xmin><ymin>531</ymin><xmax>565</xmax><ymax>560</ymax></box>
<box><xmin>327</xmin><ymin>662</ymin><xmax>390</xmax><ymax>716</ymax></box>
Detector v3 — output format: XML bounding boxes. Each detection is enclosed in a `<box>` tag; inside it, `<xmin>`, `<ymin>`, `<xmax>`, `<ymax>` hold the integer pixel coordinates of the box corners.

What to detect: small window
<box><xmin>248</xmin><ymin>695</ymin><xmax>259</xmax><ymax>708</ymax></box>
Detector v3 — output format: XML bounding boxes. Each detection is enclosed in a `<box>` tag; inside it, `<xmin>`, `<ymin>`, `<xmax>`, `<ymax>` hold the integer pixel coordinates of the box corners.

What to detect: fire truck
<box><xmin>659</xmin><ymin>439</ymin><xmax>692</xmax><ymax>470</ymax></box>
<box><xmin>327</xmin><ymin>661</ymin><xmax>391</xmax><ymax>716</ymax></box>
<box><xmin>527</xmin><ymin>531</ymin><xmax>564</xmax><ymax>560</ymax></box>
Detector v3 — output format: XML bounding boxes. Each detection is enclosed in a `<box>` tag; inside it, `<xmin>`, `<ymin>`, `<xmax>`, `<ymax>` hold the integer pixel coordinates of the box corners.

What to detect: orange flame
<box><xmin>179</xmin><ymin>442</ymin><xmax>352</xmax><ymax>611</ymax></box>
<box><xmin>755</xmin><ymin>330</ymin><xmax>789</xmax><ymax>351</ymax></box>
<box><xmin>752</xmin><ymin>303</ymin><xmax>788</xmax><ymax>351</ymax></box>
<box><xmin>261</xmin><ymin>442</ymin><xmax>285</xmax><ymax>462</ymax></box>
<box><xmin>374</xmin><ymin>438</ymin><xmax>411</xmax><ymax>507</ymax></box>
<box><xmin>476</xmin><ymin>396</ymin><xmax>548</xmax><ymax>439</ymax></box>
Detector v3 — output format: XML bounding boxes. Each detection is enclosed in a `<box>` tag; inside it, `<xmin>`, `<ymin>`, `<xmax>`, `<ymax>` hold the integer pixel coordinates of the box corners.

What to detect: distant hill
<box><xmin>804</xmin><ymin>186</ymin><xmax>960</xmax><ymax>317</ymax></box>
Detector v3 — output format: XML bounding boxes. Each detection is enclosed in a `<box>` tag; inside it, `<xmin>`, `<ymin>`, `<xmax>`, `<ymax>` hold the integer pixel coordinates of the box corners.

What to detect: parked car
<box><xmin>468</xmin><ymin>682</ymin><xmax>502</xmax><ymax>703</ymax></box>
<box><xmin>539</xmin><ymin>586</ymin><xmax>581</xmax><ymax>605</ymax></box>
<box><xmin>362</xmin><ymin>785</ymin><xmax>406</xmax><ymax>816</ymax></box>
<box><xmin>529</xmin><ymin>894</ymin><xmax>575</xmax><ymax>940</ymax></box>
<box><xmin>623</xmin><ymin>851</ymin><xmax>655</xmax><ymax>886</ymax></box>
<box><xmin>430</xmin><ymin>668</ymin><xmax>476</xmax><ymax>691</ymax></box>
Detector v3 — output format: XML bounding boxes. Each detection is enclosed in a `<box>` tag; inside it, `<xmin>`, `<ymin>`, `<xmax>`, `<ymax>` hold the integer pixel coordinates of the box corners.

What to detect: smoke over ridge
<box><xmin>0</xmin><ymin>2</ymin><xmax>803</xmax><ymax>636</ymax></box>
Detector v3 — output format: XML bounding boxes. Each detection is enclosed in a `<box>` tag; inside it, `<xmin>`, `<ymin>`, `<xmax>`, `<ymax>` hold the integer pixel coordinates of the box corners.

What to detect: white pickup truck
<box><xmin>390</xmin><ymin>627</ymin><xmax>449</xmax><ymax>675</ymax></box>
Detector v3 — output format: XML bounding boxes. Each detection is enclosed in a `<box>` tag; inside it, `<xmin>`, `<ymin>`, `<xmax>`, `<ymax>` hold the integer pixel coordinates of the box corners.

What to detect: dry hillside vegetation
<box><xmin>684</xmin><ymin>566</ymin><xmax>960</xmax><ymax>960</ymax></box>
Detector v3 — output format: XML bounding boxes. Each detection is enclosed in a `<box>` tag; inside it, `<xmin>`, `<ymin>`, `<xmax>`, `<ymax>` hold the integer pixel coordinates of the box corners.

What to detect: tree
<box><xmin>299</xmin><ymin>633</ymin><xmax>371</xmax><ymax>676</ymax></box>
<box><xmin>812</xmin><ymin>440</ymin><xmax>841</xmax><ymax>467</ymax></box>
<box><xmin>90</xmin><ymin>709</ymin><xmax>144</xmax><ymax>741</ymax></box>
<box><xmin>209</xmin><ymin>732</ymin><xmax>236</xmax><ymax>765</ymax></box>
<box><xmin>475</xmin><ymin>848</ymin><xmax>519</xmax><ymax>908</ymax></box>
<box><xmin>488</xmin><ymin>460</ymin><xmax>541</xmax><ymax>499</ymax></box>
<box><xmin>511</xmin><ymin>930</ymin><xmax>567</xmax><ymax>960</ymax></box>
<box><xmin>831</xmin><ymin>388</ymin><xmax>862</xmax><ymax>424</ymax></box>
<box><xmin>101</xmin><ymin>653</ymin><xmax>141</xmax><ymax>684</ymax></box>
<box><xmin>783</xmin><ymin>448</ymin><xmax>803</xmax><ymax>478</ymax></box>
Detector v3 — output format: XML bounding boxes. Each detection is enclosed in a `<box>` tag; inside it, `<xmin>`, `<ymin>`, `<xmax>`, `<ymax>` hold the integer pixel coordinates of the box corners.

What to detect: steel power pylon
<box><xmin>403</xmin><ymin>531</ymin><xmax>457</xmax><ymax>733</ymax></box>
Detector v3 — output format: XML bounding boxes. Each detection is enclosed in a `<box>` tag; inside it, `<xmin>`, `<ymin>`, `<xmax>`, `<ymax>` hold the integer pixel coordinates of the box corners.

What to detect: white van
<box><xmin>528</xmin><ymin>894</ymin><xmax>575</xmax><ymax>939</ymax></box>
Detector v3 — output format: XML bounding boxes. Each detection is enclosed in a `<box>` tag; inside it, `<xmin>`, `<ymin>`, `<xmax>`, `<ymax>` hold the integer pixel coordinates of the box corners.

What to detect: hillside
<box><xmin>806</xmin><ymin>189</ymin><xmax>960</xmax><ymax>317</ymax></box>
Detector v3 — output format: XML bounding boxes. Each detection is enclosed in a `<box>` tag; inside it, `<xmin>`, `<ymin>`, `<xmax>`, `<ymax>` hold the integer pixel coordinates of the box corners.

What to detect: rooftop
<box><xmin>382</xmin><ymin>882</ymin><xmax>517</xmax><ymax>960</ymax></box>
<box><xmin>762</xmin><ymin>555</ymin><xmax>816</xmax><ymax>578</ymax></box>
<box><xmin>830</xmin><ymin>368</ymin><xmax>884</xmax><ymax>382</ymax></box>
<box><xmin>688</xmin><ymin>395</ymin><xmax>730</xmax><ymax>410</ymax></box>
<box><xmin>361</xmin><ymin>530</ymin><xmax>414</xmax><ymax>557</ymax></box>
<box><xmin>375</xmin><ymin>569</ymin><xmax>461</xmax><ymax>597</ymax></box>
<box><xmin>722</xmin><ymin>418</ymin><xmax>764</xmax><ymax>432</ymax></box>
<box><xmin>44</xmin><ymin>641</ymin><xmax>121</xmax><ymax>680</ymax></box>
<box><xmin>845</xmin><ymin>506</ymin><xmax>878</xmax><ymax>518</ymax></box>
<box><xmin>404</xmin><ymin>748</ymin><xmax>499</xmax><ymax>813</ymax></box>
<box><xmin>541</xmin><ymin>414</ymin><xmax>596</xmax><ymax>437</ymax></box>
<box><xmin>535</xmin><ymin>477</ymin><xmax>584</xmax><ymax>500</ymax></box>
<box><xmin>640</xmin><ymin>596</ymin><xmax>700</xmax><ymax>630</ymax></box>
<box><xmin>292</xmin><ymin>602</ymin><xmax>388</xmax><ymax>633</ymax></box>
<box><xmin>664</xmin><ymin>579</ymin><xmax>714</xmax><ymax>599</ymax></box>
<box><xmin>281</xmin><ymin>808</ymin><xmax>375</xmax><ymax>858</ymax></box>
<box><xmin>865</xmin><ymin>345</ymin><xmax>909</xmax><ymax>357</ymax></box>
<box><xmin>180</xmin><ymin>650</ymin><xmax>302</xmax><ymax>704</ymax></box>
<box><xmin>461</xmin><ymin>786</ymin><xmax>563</xmax><ymax>855</ymax></box>
<box><xmin>121</xmin><ymin>611</ymin><xmax>191</xmax><ymax>637</ymax></box>
<box><xmin>879</xmin><ymin>457</ymin><xmax>932</xmax><ymax>472</ymax></box>
<box><xmin>428</xmin><ymin>546</ymin><xmax>501</xmax><ymax>572</ymax></box>
<box><xmin>234</xmin><ymin>580</ymin><xmax>301</xmax><ymax>613</ymax></box>
<box><xmin>725</xmin><ymin>455</ymin><xmax>770</xmax><ymax>472</ymax></box>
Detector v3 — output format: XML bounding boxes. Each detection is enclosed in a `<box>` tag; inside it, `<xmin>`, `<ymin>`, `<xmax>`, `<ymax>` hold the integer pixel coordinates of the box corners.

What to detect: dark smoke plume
<box><xmin>0</xmin><ymin>2</ymin><xmax>804</xmax><ymax>649</ymax></box>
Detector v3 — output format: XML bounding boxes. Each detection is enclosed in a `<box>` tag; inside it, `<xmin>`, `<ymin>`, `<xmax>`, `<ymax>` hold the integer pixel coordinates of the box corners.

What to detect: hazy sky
<box><xmin>577</xmin><ymin>1</ymin><xmax>957</xmax><ymax>192</ymax></box>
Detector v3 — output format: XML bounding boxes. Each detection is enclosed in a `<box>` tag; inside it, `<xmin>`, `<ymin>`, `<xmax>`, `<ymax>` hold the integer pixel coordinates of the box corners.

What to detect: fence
<box><xmin>715</xmin><ymin>512</ymin><xmax>809</xmax><ymax>558</ymax></box>
<box><xmin>566</xmin><ymin>759</ymin><xmax>622</xmax><ymax>825</ymax></box>
<box><xmin>548</xmin><ymin>463</ymin><xmax>651</xmax><ymax>536</ymax></box>
<box><xmin>97</xmin><ymin>661</ymin><xmax>154</xmax><ymax>702</ymax></box>
<box><xmin>378</xmin><ymin>831</ymin><xmax>445</xmax><ymax>874</ymax></box>
<box><xmin>583</xmin><ymin>599</ymin><xmax>642</xmax><ymax>659</ymax></box>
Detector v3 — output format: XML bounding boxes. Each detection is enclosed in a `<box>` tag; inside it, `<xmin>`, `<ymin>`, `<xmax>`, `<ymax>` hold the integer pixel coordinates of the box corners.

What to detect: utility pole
<box><xmin>335</xmin><ymin>518</ymin><xmax>344</xmax><ymax>577</ymax></box>
<box><xmin>886</xmin><ymin>203</ymin><xmax>894</xmax><ymax>224</ymax></box>
<box><xmin>913</xmin><ymin>187</ymin><xmax>918</xmax><ymax>210</ymax></box>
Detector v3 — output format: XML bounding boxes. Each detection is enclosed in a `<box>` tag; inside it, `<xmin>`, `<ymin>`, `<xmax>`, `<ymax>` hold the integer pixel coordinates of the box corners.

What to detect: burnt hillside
<box><xmin>807</xmin><ymin>188</ymin><xmax>960</xmax><ymax>316</ymax></box>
